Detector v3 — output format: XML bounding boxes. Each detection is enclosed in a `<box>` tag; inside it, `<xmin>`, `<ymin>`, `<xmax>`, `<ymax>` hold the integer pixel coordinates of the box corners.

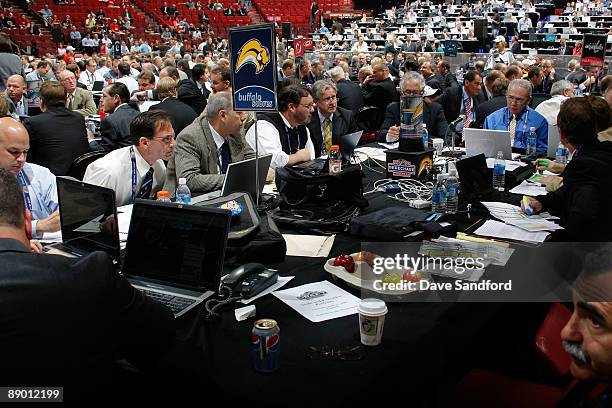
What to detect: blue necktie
<box><xmin>220</xmin><ymin>142</ymin><xmax>230</xmax><ymax>174</ymax></box>
<box><xmin>137</xmin><ymin>167</ymin><xmax>154</xmax><ymax>199</ymax></box>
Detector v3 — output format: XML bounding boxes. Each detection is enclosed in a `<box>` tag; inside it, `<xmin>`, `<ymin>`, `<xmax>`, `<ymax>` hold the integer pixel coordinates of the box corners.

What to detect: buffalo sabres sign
<box><xmin>229</xmin><ymin>24</ymin><xmax>277</xmax><ymax>111</ymax></box>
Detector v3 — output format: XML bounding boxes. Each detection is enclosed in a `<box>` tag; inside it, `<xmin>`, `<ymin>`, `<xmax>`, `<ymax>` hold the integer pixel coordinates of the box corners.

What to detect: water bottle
<box><xmin>526</xmin><ymin>126</ymin><xmax>537</xmax><ymax>156</ymax></box>
<box><xmin>555</xmin><ymin>141</ymin><xmax>568</xmax><ymax>165</ymax></box>
<box><xmin>492</xmin><ymin>151</ymin><xmax>506</xmax><ymax>191</ymax></box>
<box><xmin>329</xmin><ymin>144</ymin><xmax>342</xmax><ymax>175</ymax></box>
<box><xmin>156</xmin><ymin>190</ymin><xmax>171</xmax><ymax>202</ymax></box>
<box><xmin>445</xmin><ymin>169</ymin><xmax>459</xmax><ymax>214</ymax></box>
<box><xmin>175</xmin><ymin>177</ymin><xmax>192</xmax><ymax>204</ymax></box>
<box><xmin>320</xmin><ymin>142</ymin><xmax>328</xmax><ymax>158</ymax></box>
<box><xmin>432</xmin><ymin>173</ymin><xmax>447</xmax><ymax>213</ymax></box>
<box><xmin>421</xmin><ymin>123</ymin><xmax>429</xmax><ymax>149</ymax></box>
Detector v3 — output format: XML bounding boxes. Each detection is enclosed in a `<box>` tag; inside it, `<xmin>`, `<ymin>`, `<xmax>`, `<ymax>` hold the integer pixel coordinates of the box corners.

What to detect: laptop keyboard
<box><xmin>141</xmin><ymin>289</ymin><xmax>198</xmax><ymax>315</ymax></box>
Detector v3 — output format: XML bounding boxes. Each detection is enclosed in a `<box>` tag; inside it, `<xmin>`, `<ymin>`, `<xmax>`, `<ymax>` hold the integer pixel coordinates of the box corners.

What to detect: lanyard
<box><xmin>130</xmin><ymin>146</ymin><xmax>138</xmax><ymax>204</ymax></box>
<box><xmin>17</xmin><ymin>170</ymin><xmax>33</xmax><ymax>211</ymax></box>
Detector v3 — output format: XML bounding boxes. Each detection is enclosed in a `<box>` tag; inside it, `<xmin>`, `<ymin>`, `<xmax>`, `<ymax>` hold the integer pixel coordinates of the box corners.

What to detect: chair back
<box><xmin>67</xmin><ymin>151</ymin><xmax>107</xmax><ymax>181</ymax></box>
<box><xmin>534</xmin><ymin>303</ymin><xmax>572</xmax><ymax>376</ymax></box>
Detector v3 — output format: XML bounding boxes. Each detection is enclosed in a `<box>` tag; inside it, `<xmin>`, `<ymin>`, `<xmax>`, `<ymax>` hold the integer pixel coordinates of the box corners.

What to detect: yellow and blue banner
<box><xmin>229</xmin><ymin>24</ymin><xmax>277</xmax><ymax>111</ymax></box>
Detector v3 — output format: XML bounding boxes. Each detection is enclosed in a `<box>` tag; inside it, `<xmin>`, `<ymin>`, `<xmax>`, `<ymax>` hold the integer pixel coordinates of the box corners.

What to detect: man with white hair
<box><xmin>163</xmin><ymin>91</ymin><xmax>254</xmax><ymax>194</ymax></box>
<box><xmin>535</xmin><ymin>80</ymin><xmax>575</xmax><ymax>126</ymax></box>
<box><xmin>327</xmin><ymin>65</ymin><xmax>364</xmax><ymax>113</ymax></box>
<box><xmin>484</xmin><ymin>79</ymin><xmax>548</xmax><ymax>151</ymax></box>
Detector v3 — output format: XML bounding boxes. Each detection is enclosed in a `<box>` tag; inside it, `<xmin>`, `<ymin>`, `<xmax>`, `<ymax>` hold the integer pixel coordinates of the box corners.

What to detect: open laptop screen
<box><xmin>122</xmin><ymin>200</ymin><xmax>230</xmax><ymax>291</ymax></box>
<box><xmin>56</xmin><ymin>177</ymin><xmax>120</xmax><ymax>260</ymax></box>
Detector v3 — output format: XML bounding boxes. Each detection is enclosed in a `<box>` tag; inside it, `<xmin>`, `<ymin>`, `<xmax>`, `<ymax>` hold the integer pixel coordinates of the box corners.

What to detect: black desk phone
<box><xmin>221</xmin><ymin>263</ymin><xmax>279</xmax><ymax>299</ymax></box>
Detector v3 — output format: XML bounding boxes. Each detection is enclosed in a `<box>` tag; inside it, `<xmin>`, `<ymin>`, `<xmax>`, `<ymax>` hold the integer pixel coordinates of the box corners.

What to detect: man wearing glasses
<box><xmin>306</xmin><ymin>80</ymin><xmax>358</xmax><ymax>158</ymax></box>
<box><xmin>58</xmin><ymin>69</ymin><xmax>97</xmax><ymax>116</ymax></box>
<box><xmin>78</xmin><ymin>58</ymin><xmax>103</xmax><ymax>91</ymax></box>
<box><xmin>84</xmin><ymin>110</ymin><xmax>176</xmax><ymax>206</ymax></box>
<box><xmin>379</xmin><ymin>72</ymin><xmax>448</xmax><ymax>143</ymax></box>
<box><xmin>246</xmin><ymin>84</ymin><xmax>316</xmax><ymax>170</ymax></box>
<box><xmin>484</xmin><ymin>79</ymin><xmax>548</xmax><ymax>151</ymax></box>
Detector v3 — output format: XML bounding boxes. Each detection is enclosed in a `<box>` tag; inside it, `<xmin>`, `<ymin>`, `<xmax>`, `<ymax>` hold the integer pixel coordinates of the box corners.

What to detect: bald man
<box><xmin>5</xmin><ymin>75</ymin><xmax>28</xmax><ymax>116</ymax></box>
<box><xmin>0</xmin><ymin>117</ymin><xmax>60</xmax><ymax>237</ymax></box>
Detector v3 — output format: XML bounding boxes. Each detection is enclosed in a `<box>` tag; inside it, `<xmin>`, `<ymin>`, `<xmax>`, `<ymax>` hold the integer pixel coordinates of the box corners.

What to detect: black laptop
<box><xmin>50</xmin><ymin>177</ymin><xmax>121</xmax><ymax>263</ymax></box>
<box><xmin>121</xmin><ymin>200</ymin><xmax>231</xmax><ymax>317</ymax></box>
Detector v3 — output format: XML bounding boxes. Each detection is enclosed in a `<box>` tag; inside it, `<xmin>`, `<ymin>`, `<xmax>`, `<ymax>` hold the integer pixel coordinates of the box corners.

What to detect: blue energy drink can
<box><xmin>251</xmin><ymin>319</ymin><xmax>280</xmax><ymax>373</ymax></box>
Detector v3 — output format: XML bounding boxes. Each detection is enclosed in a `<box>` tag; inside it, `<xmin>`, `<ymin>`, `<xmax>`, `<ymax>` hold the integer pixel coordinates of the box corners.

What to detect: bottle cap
<box><xmin>330</xmin><ymin>145</ymin><xmax>339</xmax><ymax>151</ymax></box>
<box><xmin>156</xmin><ymin>190</ymin><xmax>170</xmax><ymax>199</ymax></box>
<box><xmin>178</xmin><ymin>177</ymin><xmax>187</xmax><ymax>185</ymax></box>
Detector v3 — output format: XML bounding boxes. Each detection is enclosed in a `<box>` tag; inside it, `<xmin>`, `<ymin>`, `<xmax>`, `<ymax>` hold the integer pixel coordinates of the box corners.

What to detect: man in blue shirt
<box><xmin>0</xmin><ymin>117</ymin><xmax>59</xmax><ymax>238</ymax></box>
<box><xmin>484</xmin><ymin>79</ymin><xmax>548</xmax><ymax>152</ymax></box>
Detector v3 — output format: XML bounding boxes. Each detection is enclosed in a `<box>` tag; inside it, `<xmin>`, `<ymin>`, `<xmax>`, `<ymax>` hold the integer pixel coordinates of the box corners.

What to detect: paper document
<box><xmin>486</xmin><ymin>158</ymin><xmax>527</xmax><ymax>172</ymax></box>
<box><xmin>506</xmin><ymin>218</ymin><xmax>564</xmax><ymax>232</ymax></box>
<box><xmin>40</xmin><ymin>231</ymin><xmax>62</xmax><ymax>243</ymax></box>
<box><xmin>283</xmin><ymin>234</ymin><xmax>335</xmax><ymax>258</ymax></box>
<box><xmin>355</xmin><ymin>146</ymin><xmax>387</xmax><ymax>162</ymax></box>
<box><xmin>475</xmin><ymin>220</ymin><xmax>549</xmax><ymax>243</ymax></box>
<box><xmin>272</xmin><ymin>281</ymin><xmax>360</xmax><ymax>322</ymax></box>
<box><xmin>239</xmin><ymin>276</ymin><xmax>294</xmax><ymax>304</ymax></box>
<box><xmin>509</xmin><ymin>180</ymin><xmax>547</xmax><ymax>196</ymax></box>
<box><xmin>116</xmin><ymin>204</ymin><xmax>133</xmax><ymax>240</ymax></box>
<box><xmin>481</xmin><ymin>201</ymin><xmax>526</xmax><ymax>221</ymax></box>
<box><xmin>420</xmin><ymin>236</ymin><xmax>515</xmax><ymax>267</ymax></box>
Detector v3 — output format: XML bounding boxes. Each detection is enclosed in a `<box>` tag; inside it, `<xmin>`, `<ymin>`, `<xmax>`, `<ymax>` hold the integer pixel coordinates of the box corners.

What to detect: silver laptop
<box><xmin>122</xmin><ymin>200</ymin><xmax>230</xmax><ymax>317</ymax></box>
<box><xmin>547</xmin><ymin>124</ymin><xmax>560</xmax><ymax>158</ymax></box>
<box><xmin>193</xmin><ymin>154</ymin><xmax>273</xmax><ymax>202</ymax></box>
<box><xmin>464</xmin><ymin>128</ymin><xmax>512</xmax><ymax>159</ymax></box>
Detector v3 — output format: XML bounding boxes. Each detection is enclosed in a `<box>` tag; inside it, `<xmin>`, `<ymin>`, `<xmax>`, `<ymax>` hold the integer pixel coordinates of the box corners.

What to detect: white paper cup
<box><xmin>358</xmin><ymin>298</ymin><xmax>388</xmax><ymax>346</ymax></box>
<box><xmin>432</xmin><ymin>138</ymin><xmax>444</xmax><ymax>154</ymax></box>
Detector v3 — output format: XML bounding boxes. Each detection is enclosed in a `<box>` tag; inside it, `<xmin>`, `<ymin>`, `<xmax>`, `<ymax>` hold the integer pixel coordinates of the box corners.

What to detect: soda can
<box><xmin>251</xmin><ymin>319</ymin><xmax>280</xmax><ymax>373</ymax></box>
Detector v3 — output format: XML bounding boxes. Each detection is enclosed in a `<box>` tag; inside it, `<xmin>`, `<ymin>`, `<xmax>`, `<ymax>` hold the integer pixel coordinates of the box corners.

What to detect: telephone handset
<box><xmin>221</xmin><ymin>263</ymin><xmax>279</xmax><ymax>299</ymax></box>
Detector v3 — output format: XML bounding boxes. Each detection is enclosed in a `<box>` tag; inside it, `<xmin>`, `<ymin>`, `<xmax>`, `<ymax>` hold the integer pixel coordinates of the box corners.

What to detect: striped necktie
<box><xmin>509</xmin><ymin>114</ymin><xmax>517</xmax><ymax>145</ymax></box>
<box><xmin>137</xmin><ymin>167</ymin><xmax>154</xmax><ymax>199</ymax></box>
<box><xmin>462</xmin><ymin>96</ymin><xmax>472</xmax><ymax>140</ymax></box>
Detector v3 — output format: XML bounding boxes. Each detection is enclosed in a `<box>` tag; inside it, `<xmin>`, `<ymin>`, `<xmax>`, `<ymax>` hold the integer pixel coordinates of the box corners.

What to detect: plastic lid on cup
<box><xmin>358</xmin><ymin>298</ymin><xmax>387</xmax><ymax>317</ymax></box>
<box><xmin>178</xmin><ymin>177</ymin><xmax>187</xmax><ymax>185</ymax></box>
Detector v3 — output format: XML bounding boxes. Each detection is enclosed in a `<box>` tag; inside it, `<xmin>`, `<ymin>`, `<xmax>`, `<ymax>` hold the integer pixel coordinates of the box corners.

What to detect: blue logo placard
<box><xmin>229</xmin><ymin>24</ymin><xmax>277</xmax><ymax>111</ymax></box>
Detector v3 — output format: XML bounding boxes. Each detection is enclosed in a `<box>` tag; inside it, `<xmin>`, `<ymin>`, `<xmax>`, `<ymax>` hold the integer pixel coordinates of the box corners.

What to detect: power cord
<box><xmin>365</xmin><ymin>178</ymin><xmax>434</xmax><ymax>208</ymax></box>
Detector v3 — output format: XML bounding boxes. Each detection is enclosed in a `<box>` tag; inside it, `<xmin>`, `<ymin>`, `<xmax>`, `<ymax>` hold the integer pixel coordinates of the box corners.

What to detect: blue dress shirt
<box><xmin>483</xmin><ymin>106</ymin><xmax>549</xmax><ymax>151</ymax></box>
<box><xmin>19</xmin><ymin>163</ymin><xmax>58</xmax><ymax>238</ymax></box>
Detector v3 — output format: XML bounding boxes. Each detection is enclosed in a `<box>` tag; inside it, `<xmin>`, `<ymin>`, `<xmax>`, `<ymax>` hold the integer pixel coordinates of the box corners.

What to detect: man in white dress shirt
<box><xmin>78</xmin><ymin>58</ymin><xmax>103</xmax><ymax>91</ymax></box>
<box><xmin>83</xmin><ymin>110</ymin><xmax>176</xmax><ymax>206</ymax></box>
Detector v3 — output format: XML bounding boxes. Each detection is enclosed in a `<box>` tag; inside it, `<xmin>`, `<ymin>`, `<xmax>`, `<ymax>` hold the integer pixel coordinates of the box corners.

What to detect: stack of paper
<box><xmin>486</xmin><ymin>158</ymin><xmax>528</xmax><ymax>172</ymax></box>
<box><xmin>480</xmin><ymin>202</ymin><xmax>563</xmax><ymax>233</ymax></box>
<box><xmin>283</xmin><ymin>234</ymin><xmax>335</xmax><ymax>258</ymax></box>
<box><xmin>474</xmin><ymin>220</ymin><xmax>550</xmax><ymax>243</ymax></box>
<box><xmin>420</xmin><ymin>236</ymin><xmax>514</xmax><ymax>267</ymax></box>
<box><xmin>509</xmin><ymin>180</ymin><xmax>547</xmax><ymax>196</ymax></box>
<box><xmin>354</xmin><ymin>146</ymin><xmax>387</xmax><ymax>162</ymax></box>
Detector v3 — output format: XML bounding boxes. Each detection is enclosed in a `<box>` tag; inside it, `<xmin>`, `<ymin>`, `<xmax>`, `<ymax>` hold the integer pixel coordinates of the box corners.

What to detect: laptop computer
<box><xmin>547</xmin><ymin>124</ymin><xmax>560</xmax><ymax>158</ymax></box>
<box><xmin>92</xmin><ymin>81</ymin><xmax>104</xmax><ymax>92</ymax></box>
<box><xmin>49</xmin><ymin>177</ymin><xmax>121</xmax><ymax>262</ymax></box>
<box><xmin>121</xmin><ymin>200</ymin><xmax>231</xmax><ymax>317</ymax></box>
<box><xmin>464</xmin><ymin>128</ymin><xmax>512</xmax><ymax>160</ymax></box>
<box><xmin>295</xmin><ymin>130</ymin><xmax>363</xmax><ymax>171</ymax></box>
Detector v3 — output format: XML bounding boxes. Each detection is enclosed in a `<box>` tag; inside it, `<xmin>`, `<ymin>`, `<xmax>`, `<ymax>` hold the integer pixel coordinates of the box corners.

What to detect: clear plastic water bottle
<box><xmin>421</xmin><ymin>123</ymin><xmax>429</xmax><ymax>149</ymax></box>
<box><xmin>526</xmin><ymin>126</ymin><xmax>537</xmax><ymax>156</ymax></box>
<box><xmin>492</xmin><ymin>151</ymin><xmax>506</xmax><ymax>191</ymax></box>
<box><xmin>555</xmin><ymin>141</ymin><xmax>568</xmax><ymax>165</ymax></box>
<box><xmin>432</xmin><ymin>173</ymin><xmax>447</xmax><ymax>213</ymax></box>
<box><xmin>175</xmin><ymin>177</ymin><xmax>192</xmax><ymax>204</ymax></box>
<box><xmin>445</xmin><ymin>169</ymin><xmax>459</xmax><ymax>214</ymax></box>
<box><xmin>156</xmin><ymin>190</ymin><xmax>171</xmax><ymax>202</ymax></box>
<box><xmin>320</xmin><ymin>142</ymin><xmax>328</xmax><ymax>158</ymax></box>
<box><xmin>329</xmin><ymin>144</ymin><xmax>342</xmax><ymax>175</ymax></box>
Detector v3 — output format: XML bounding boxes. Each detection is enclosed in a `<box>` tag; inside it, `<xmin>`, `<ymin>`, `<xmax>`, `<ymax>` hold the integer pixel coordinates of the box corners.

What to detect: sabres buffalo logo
<box><xmin>418</xmin><ymin>157</ymin><xmax>433</xmax><ymax>178</ymax></box>
<box><xmin>235</xmin><ymin>39</ymin><xmax>270</xmax><ymax>74</ymax></box>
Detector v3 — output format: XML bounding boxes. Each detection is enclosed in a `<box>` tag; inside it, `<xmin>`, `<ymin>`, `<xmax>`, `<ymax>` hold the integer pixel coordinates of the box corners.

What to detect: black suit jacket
<box><xmin>379</xmin><ymin>100</ymin><xmax>448</xmax><ymax>142</ymax></box>
<box><xmin>95</xmin><ymin>104</ymin><xmax>140</xmax><ymax>152</ymax></box>
<box><xmin>362</xmin><ymin>77</ymin><xmax>399</xmax><ymax>125</ymax></box>
<box><xmin>151</xmin><ymin>97</ymin><xmax>198</xmax><ymax>136</ymax></box>
<box><xmin>435</xmin><ymin>85</ymin><xmax>486</xmax><ymax>124</ymax></box>
<box><xmin>474</xmin><ymin>95</ymin><xmax>507</xmax><ymax>129</ymax></box>
<box><xmin>0</xmin><ymin>238</ymin><xmax>175</xmax><ymax>389</ymax></box>
<box><xmin>178</xmin><ymin>79</ymin><xmax>208</xmax><ymax>115</ymax></box>
<box><xmin>307</xmin><ymin>107</ymin><xmax>359</xmax><ymax>158</ymax></box>
<box><xmin>24</xmin><ymin>106</ymin><xmax>90</xmax><ymax>175</ymax></box>
<box><xmin>336</xmin><ymin>79</ymin><xmax>364</xmax><ymax>113</ymax></box>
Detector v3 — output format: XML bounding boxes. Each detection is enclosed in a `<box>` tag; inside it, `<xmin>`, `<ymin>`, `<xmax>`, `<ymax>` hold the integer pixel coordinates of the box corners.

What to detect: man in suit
<box><xmin>537</xmin><ymin>59</ymin><xmax>561</xmax><ymax>95</ymax></box>
<box><xmin>328</xmin><ymin>66</ymin><xmax>364</xmax><ymax>113</ymax></box>
<box><xmin>435</xmin><ymin>70</ymin><xmax>485</xmax><ymax>142</ymax></box>
<box><xmin>379</xmin><ymin>72</ymin><xmax>448</xmax><ymax>143</ymax></box>
<box><xmin>92</xmin><ymin>82</ymin><xmax>139</xmax><ymax>152</ymax></box>
<box><xmin>436</xmin><ymin>60</ymin><xmax>459</xmax><ymax>91</ymax></box>
<box><xmin>307</xmin><ymin>80</ymin><xmax>359</xmax><ymax>158</ymax></box>
<box><xmin>24</xmin><ymin>81</ymin><xmax>89</xmax><ymax>176</ymax></box>
<box><xmin>474</xmin><ymin>76</ymin><xmax>509</xmax><ymax>129</ymax></box>
<box><xmin>187</xmin><ymin>64</ymin><xmax>210</xmax><ymax>115</ymax></box>
<box><xmin>0</xmin><ymin>167</ymin><xmax>175</xmax><ymax>393</ymax></box>
<box><xmin>361</xmin><ymin>63</ymin><xmax>400</xmax><ymax>127</ymax></box>
<box><xmin>163</xmin><ymin>91</ymin><xmax>255</xmax><ymax>194</ymax></box>
<box><xmin>59</xmin><ymin>69</ymin><xmax>97</xmax><ymax>116</ymax></box>
<box><xmin>558</xmin><ymin>39</ymin><xmax>573</xmax><ymax>56</ymax></box>
<box><xmin>150</xmin><ymin>77</ymin><xmax>197</xmax><ymax>136</ymax></box>
<box><xmin>420</xmin><ymin>61</ymin><xmax>442</xmax><ymax>93</ymax></box>
<box><xmin>5</xmin><ymin>74</ymin><xmax>28</xmax><ymax>116</ymax></box>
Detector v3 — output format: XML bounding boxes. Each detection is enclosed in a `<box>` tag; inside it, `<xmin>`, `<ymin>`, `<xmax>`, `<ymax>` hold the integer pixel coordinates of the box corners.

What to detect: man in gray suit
<box><xmin>91</xmin><ymin>82</ymin><xmax>139</xmax><ymax>152</ymax></box>
<box><xmin>5</xmin><ymin>75</ymin><xmax>28</xmax><ymax>117</ymax></box>
<box><xmin>163</xmin><ymin>91</ymin><xmax>255</xmax><ymax>195</ymax></box>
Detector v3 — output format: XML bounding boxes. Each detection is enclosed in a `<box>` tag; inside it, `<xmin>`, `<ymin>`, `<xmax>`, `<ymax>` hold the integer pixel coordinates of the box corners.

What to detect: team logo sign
<box><xmin>235</xmin><ymin>39</ymin><xmax>270</xmax><ymax>74</ymax></box>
